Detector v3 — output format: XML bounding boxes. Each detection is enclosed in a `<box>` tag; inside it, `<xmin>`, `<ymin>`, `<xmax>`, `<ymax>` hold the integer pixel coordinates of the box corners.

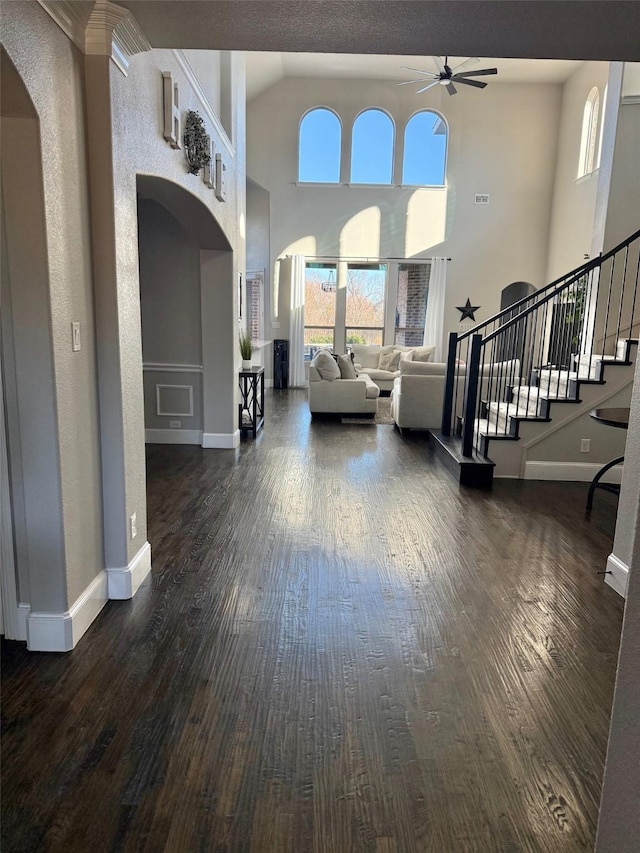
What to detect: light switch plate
<box><xmin>71</xmin><ymin>322</ymin><xmax>81</xmax><ymax>352</ymax></box>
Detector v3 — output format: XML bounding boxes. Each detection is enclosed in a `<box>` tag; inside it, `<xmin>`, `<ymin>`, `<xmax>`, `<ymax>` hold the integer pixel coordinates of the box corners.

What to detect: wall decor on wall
<box><xmin>215</xmin><ymin>153</ymin><xmax>226</xmax><ymax>201</ymax></box>
<box><xmin>183</xmin><ymin>110</ymin><xmax>211</xmax><ymax>175</ymax></box>
<box><xmin>456</xmin><ymin>298</ymin><xmax>481</xmax><ymax>321</ymax></box>
<box><xmin>161</xmin><ymin>71</ymin><xmax>181</xmax><ymax>149</ymax></box>
<box><xmin>202</xmin><ymin>135</ymin><xmax>216</xmax><ymax>190</ymax></box>
<box><xmin>238</xmin><ymin>273</ymin><xmax>243</xmax><ymax>321</ymax></box>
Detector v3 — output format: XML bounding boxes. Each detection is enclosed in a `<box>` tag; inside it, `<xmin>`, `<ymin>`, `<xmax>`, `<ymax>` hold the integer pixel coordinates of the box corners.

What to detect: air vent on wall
<box><xmin>475</xmin><ymin>193</ymin><xmax>490</xmax><ymax>205</ymax></box>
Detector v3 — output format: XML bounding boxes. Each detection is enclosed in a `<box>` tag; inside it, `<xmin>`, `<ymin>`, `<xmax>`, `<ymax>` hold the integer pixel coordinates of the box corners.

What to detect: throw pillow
<box><xmin>378</xmin><ymin>348</ymin><xmax>401</xmax><ymax>372</ymax></box>
<box><xmin>313</xmin><ymin>349</ymin><xmax>341</xmax><ymax>380</ymax></box>
<box><xmin>337</xmin><ymin>353</ymin><xmax>358</xmax><ymax>379</ymax></box>
<box><xmin>411</xmin><ymin>345</ymin><xmax>436</xmax><ymax>362</ymax></box>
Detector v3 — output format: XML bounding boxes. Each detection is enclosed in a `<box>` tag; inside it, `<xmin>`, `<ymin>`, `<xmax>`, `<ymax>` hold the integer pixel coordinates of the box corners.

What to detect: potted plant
<box><xmin>239</xmin><ymin>329</ymin><xmax>253</xmax><ymax>370</ymax></box>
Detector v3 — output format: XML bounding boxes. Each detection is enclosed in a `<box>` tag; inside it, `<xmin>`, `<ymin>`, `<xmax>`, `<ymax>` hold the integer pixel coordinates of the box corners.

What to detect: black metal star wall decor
<box><xmin>456</xmin><ymin>298</ymin><xmax>481</xmax><ymax>322</ymax></box>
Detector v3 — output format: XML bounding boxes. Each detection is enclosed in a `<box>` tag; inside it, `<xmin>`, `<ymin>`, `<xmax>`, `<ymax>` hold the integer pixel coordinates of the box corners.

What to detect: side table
<box><xmin>586</xmin><ymin>407</ymin><xmax>630</xmax><ymax>511</ymax></box>
<box><xmin>239</xmin><ymin>366</ymin><xmax>265</xmax><ymax>437</ymax></box>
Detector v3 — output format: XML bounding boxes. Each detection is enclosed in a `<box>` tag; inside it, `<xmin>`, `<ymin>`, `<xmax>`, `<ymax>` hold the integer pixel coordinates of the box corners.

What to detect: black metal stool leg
<box><xmin>586</xmin><ymin>455</ymin><xmax>624</xmax><ymax>511</ymax></box>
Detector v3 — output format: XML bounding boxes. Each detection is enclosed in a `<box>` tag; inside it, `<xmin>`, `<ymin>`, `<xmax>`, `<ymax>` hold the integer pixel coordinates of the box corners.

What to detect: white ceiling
<box><xmin>245</xmin><ymin>53</ymin><xmax>584</xmax><ymax>101</ymax></box>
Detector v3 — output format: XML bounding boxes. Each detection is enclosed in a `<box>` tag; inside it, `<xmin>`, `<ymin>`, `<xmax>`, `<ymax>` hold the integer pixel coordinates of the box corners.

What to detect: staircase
<box><xmin>433</xmin><ymin>229</ymin><xmax>640</xmax><ymax>486</ymax></box>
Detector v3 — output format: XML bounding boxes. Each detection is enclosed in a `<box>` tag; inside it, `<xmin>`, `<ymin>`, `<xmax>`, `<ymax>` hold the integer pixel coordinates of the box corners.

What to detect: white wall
<box><xmin>248</xmin><ymin>76</ymin><xmax>561</xmax><ymax>358</ymax></box>
<box><xmin>545</xmin><ymin>61</ymin><xmax>610</xmax><ymax>281</ymax></box>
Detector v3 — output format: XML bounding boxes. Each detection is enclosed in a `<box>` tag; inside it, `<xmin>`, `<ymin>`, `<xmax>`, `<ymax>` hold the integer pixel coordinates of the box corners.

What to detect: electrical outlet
<box><xmin>580</xmin><ymin>438</ymin><xmax>591</xmax><ymax>453</ymax></box>
<box><xmin>130</xmin><ymin>512</ymin><xmax>137</xmax><ymax>539</ymax></box>
<box><xmin>169</xmin><ymin>420</ymin><xmax>181</xmax><ymax>428</ymax></box>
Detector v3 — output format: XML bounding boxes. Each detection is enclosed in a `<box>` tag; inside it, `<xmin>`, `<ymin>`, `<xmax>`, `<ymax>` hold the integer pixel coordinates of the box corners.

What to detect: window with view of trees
<box><xmin>402</xmin><ymin>111</ymin><xmax>447</xmax><ymax>186</ymax></box>
<box><xmin>298</xmin><ymin>108</ymin><xmax>341</xmax><ymax>183</ymax></box>
<box><xmin>346</xmin><ymin>264</ymin><xmax>387</xmax><ymax>346</ymax></box>
<box><xmin>304</xmin><ymin>264</ymin><xmax>337</xmax><ymax>358</ymax></box>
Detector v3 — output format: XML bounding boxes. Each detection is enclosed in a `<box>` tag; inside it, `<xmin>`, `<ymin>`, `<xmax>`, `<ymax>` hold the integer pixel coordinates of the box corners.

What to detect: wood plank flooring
<box><xmin>1</xmin><ymin>390</ymin><xmax>625</xmax><ymax>852</ymax></box>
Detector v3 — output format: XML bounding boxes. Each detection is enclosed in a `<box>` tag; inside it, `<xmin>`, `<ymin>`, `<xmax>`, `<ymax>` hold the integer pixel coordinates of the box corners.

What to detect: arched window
<box><xmin>402</xmin><ymin>111</ymin><xmax>447</xmax><ymax>186</ymax></box>
<box><xmin>350</xmin><ymin>109</ymin><xmax>394</xmax><ymax>184</ymax></box>
<box><xmin>298</xmin><ymin>108</ymin><xmax>341</xmax><ymax>183</ymax></box>
<box><xmin>578</xmin><ymin>87</ymin><xmax>600</xmax><ymax>177</ymax></box>
<box><xmin>596</xmin><ymin>84</ymin><xmax>608</xmax><ymax>168</ymax></box>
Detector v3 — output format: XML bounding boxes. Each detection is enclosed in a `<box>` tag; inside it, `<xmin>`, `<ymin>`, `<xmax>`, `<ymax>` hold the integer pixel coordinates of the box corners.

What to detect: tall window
<box><xmin>402</xmin><ymin>111</ymin><xmax>447</xmax><ymax>186</ymax></box>
<box><xmin>350</xmin><ymin>109</ymin><xmax>394</xmax><ymax>184</ymax></box>
<box><xmin>346</xmin><ymin>264</ymin><xmax>387</xmax><ymax>346</ymax></box>
<box><xmin>395</xmin><ymin>264</ymin><xmax>430</xmax><ymax>346</ymax></box>
<box><xmin>596</xmin><ymin>84</ymin><xmax>608</xmax><ymax>169</ymax></box>
<box><xmin>578</xmin><ymin>87</ymin><xmax>600</xmax><ymax>178</ymax></box>
<box><xmin>298</xmin><ymin>108</ymin><xmax>341</xmax><ymax>183</ymax></box>
<box><xmin>304</xmin><ymin>263</ymin><xmax>337</xmax><ymax>358</ymax></box>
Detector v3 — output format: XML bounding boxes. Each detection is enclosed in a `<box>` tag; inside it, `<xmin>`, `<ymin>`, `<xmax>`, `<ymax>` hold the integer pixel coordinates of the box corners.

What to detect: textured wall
<box><xmin>595</xmin><ymin>353</ymin><xmax>640</xmax><ymax>850</ymax></box>
<box><xmin>1</xmin><ymin>4</ymin><xmax>103</xmax><ymax>609</ymax></box>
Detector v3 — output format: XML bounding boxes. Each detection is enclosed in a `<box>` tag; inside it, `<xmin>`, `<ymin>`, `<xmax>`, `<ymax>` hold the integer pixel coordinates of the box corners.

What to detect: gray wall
<box><xmin>138</xmin><ymin>197</ymin><xmax>204</xmax><ymax>433</ymax></box>
<box><xmin>1</xmin><ymin>13</ymin><xmax>103</xmax><ymax>610</ymax></box>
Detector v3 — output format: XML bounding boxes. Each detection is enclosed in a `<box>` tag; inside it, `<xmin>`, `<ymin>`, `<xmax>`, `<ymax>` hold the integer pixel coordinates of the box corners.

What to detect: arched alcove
<box><xmin>136</xmin><ymin>176</ymin><xmax>235</xmax><ymax>448</ymax></box>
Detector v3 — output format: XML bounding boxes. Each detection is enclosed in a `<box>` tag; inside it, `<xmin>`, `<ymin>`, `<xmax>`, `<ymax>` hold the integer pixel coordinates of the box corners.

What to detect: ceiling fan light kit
<box><xmin>398</xmin><ymin>56</ymin><xmax>498</xmax><ymax>95</ymax></box>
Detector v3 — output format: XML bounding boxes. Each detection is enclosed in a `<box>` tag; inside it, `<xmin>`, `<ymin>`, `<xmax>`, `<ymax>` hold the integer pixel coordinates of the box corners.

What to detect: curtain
<box><xmin>289</xmin><ymin>254</ymin><xmax>307</xmax><ymax>387</ymax></box>
<box><xmin>423</xmin><ymin>257</ymin><xmax>447</xmax><ymax>361</ymax></box>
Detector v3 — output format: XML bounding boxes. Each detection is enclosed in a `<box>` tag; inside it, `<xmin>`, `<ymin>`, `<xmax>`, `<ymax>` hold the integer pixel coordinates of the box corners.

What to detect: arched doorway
<box><xmin>0</xmin><ymin>49</ymin><xmax>65</xmax><ymax>640</ymax></box>
<box><xmin>136</xmin><ymin>176</ymin><xmax>235</xmax><ymax>448</ymax></box>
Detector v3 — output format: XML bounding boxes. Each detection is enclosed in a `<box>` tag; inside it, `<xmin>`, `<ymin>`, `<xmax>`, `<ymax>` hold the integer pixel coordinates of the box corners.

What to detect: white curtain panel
<box><xmin>423</xmin><ymin>257</ymin><xmax>447</xmax><ymax>361</ymax></box>
<box><xmin>289</xmin><ymin>254</ymin><xmax>307</xmax><ymax>387</ymax></box>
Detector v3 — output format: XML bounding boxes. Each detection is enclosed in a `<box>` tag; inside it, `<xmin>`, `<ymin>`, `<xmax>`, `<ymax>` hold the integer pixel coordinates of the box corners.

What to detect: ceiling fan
<box><xmin>398</xmin><ymin>56</ymin><xmax>498</xmax><ymax>95</ymax></box>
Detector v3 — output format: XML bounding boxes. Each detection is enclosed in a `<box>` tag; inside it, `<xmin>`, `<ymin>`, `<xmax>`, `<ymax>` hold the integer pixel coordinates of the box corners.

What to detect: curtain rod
<box><xmin>281</xmin><ymin>255</ymin><xmax>451</xmax><ymax>262</ymax></box>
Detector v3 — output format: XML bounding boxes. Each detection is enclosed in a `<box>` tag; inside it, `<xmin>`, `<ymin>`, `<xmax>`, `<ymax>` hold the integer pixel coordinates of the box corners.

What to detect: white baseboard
<box><xmin>202</xmin><ymin>430</ymin><xmax>240</xmax><ymax>449</ymax></box>
<box><xmin>524</xmin><ymin>461</ymin><xmax>624</xmax><ymax>482</ymax></box>
<box><xmin>15</xmin><ymin>603</ymin><xmax>30</xmax><ymax>642</ymax></box>
<box><xmin>107</xmin><ymin>541</ymin><xmax>152</xmax><ymax>599</ymax></box>
<box><xmin>27</xmin><ymin>570</ymin><xmax>109</xmax><ymax>652</ymax></box>
<box><xmin>145</xmin><ymin>428</ymin><xmax>203</xmax><ymax>445</ymax></box>
<box><xmin>605</xmin><ymin>552</ymin><xmax>629</xmax><ymax>598</ymax></box>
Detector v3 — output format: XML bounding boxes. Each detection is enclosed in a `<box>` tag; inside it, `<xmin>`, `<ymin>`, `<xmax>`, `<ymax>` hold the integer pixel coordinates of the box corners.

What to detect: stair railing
<box><xmin>441</xmin><ymin>228</ymin><xmax>640</xmax><ymax>457</ymax></box>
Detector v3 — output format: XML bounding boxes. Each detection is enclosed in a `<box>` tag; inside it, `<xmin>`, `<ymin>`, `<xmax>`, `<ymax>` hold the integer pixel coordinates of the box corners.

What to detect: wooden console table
<box><xmin>586</xmin><ymin>407</ymin><xmax>629</xmax><ymax>511</ymax></box>
<box><xmin>239</xmin><ymin>367</ymin><xmax>265</xmax><ymax>438</ymax></box>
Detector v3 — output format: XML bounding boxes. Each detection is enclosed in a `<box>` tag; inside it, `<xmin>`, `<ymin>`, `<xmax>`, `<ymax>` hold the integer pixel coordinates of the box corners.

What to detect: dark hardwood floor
<box><xmin>1</xmin><ymin>390</ymin><xmax>625</xmax><ymax>852</ymax></box>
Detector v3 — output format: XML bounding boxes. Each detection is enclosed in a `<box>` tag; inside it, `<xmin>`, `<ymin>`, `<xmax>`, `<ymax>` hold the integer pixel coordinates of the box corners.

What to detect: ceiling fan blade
<box><xmin>455</xmin><ymin>77</ymin><xmax>488</xmax><ymax>89</ymax></box>
<box><xmin>415</xmin><ymin>80</ymin><xmax>441</xmax><ymax>94</ymax></box>
<box><xmin>451</xmin><ymin>56</ymin><xmax>480</xmax><ymax>74</ymax></box>
<box><xmin>454</xmin><ymin>68</ymin><xmax>498</xmax><ymax>78</ymax></box>
<box><xmin>446</xmin><ymin>82</ymin><xmax>457</xmax><ymax>96</ymax></box>
<box><xmin>397</xmin><ymin>78</ymin><xmax>436</xmax><ymax>86</ymax></box>
<box><xmin>401</xmin><ymin>66</ymin><xmax>438</xmax><ymax>77</ymax></box>
<box><xmin>433</xmin><ymin>56</ymin><xmax>446</xmax><ymax>75</ymax></box>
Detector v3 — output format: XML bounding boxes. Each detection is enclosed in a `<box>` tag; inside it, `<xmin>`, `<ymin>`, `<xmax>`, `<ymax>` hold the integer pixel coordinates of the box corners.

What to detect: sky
<box><xmin>299</xmin><ymin>107</ymin><xmax>446</xmax><ymax>186</ymax></box>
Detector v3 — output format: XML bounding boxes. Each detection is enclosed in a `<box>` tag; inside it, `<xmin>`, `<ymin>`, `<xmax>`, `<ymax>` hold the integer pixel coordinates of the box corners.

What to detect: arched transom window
<box><xmin>578</xmin><ymin>87</ymin><xmax>600</xmax><ymax>177</ymax></box>
<box><xmin>350</xmin><ymin>109</ymin><xmax>394</xmax><ymax>184</ymax></box>
<box><xmin>298</xmin><ymin>108</ymin><xmax>341</xmax><ymax>183</ymax></box>
<box><xmin>402</xmin><ymin>110</ymin><xmax>447</xmax><ymax>186</ymax></box>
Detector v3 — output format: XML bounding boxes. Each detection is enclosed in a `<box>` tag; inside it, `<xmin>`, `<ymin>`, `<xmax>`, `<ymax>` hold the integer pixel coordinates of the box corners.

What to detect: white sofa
<box><xmin>390</xmin><ymin>359</ymin><xmax>521</xmax><ymax>432</ymax></box>
<box><xmin>351</xmin><ymin>343</ymin><xmax>436</xmax><ymax>392</ymax></box>
<box><xmin>308</xmin><ymin>362</ymin><xmax>380</xmax><ymax>415</ymax></box>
